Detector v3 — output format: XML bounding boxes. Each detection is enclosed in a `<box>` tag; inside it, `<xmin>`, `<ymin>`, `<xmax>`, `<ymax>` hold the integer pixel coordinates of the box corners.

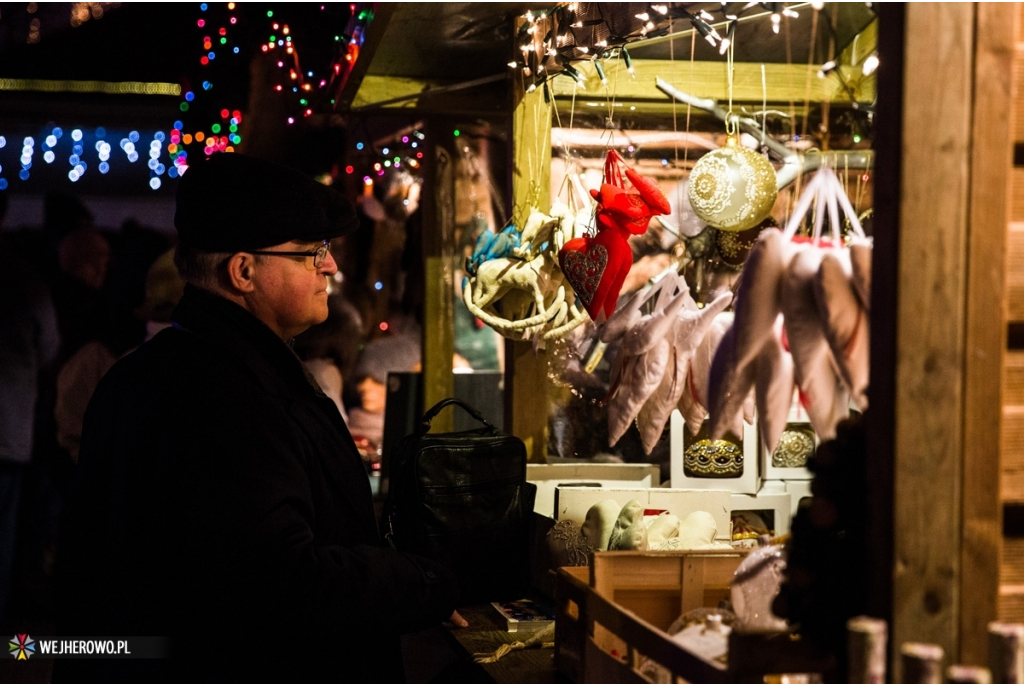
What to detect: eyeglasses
<box><xmin>247</xmin><ymin>241</ymin><xmax>331</xmax><ymax>268</ymax></box>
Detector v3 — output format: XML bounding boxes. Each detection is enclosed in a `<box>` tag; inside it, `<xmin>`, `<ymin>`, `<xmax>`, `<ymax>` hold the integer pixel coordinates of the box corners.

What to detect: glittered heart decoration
<box><xmin>561</xmin><ymin>241</ymin><xmax>608</xmax><ymax>308</ymax></box>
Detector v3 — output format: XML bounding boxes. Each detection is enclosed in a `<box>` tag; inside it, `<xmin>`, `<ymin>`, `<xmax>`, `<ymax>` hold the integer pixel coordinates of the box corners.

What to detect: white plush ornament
<box><xmin>706</xmin><ymin>324</ymin><xmax>758</xmax><ymax>440</ymax></box>
<box><xmin>850</xmin><ymin>241</ymin><xmax>873</xmax><ymax>311</ymax></box>
<box><xmin>816</xmin><ymin>251</ymin><xmax>870</xmax><ymax>410</ymax></box>
<box><xmin>636</xmin><ymin>291</ymin><xmax>734</xmax><ymax>454</ymax></box>
<box><xmin>608</xmin><ymin>500</ymin><xmax>649</xmax><ymax>551</ymax></box>
<box><xmin>646</xmin><ymin>512</ymin><xmax>681</xmax><ymax>547</ymax></box>
<box><xmin>677</xmin><ymin>312</ymin><xmax>733</xmax><ymax>437</ymax></box>
<box><xmin>755</xmin><ymin>316</ymin><xmax>797</xmax><ymax>454</ymax></box>
<box><xmin>705</xmin><ymin>167</ymin><xmax>871</xmax><ymax>441</ymax></box>
<box><xmin>607</xmin><ymin>278</ymin><xmax>691</xmax><ymax>446</ymax></box>
<box><xmin>781</xmin><ymin>248</ymin><xmax>850</xmax><ymax>440</ymax></box>
<box><xmin>581</xmin><ymin>499</ymin><xmax>624</xmax><ymax>551</ymax></box>
<box><xmin>729</xmin><ymin>228</ymin><xmax>792</xmax><ymax>368</ymax></box>
<box><xmin>676</xmin><ymin>511</ymin><xmax>720</xmax><ymax>549</ymax></box>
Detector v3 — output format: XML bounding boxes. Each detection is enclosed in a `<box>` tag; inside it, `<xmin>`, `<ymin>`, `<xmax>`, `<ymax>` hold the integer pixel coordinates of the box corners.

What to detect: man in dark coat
<box><xmin>57</xmin><ymin>154</ymin><xmax>460</xmax><ymax>683</ymax></box>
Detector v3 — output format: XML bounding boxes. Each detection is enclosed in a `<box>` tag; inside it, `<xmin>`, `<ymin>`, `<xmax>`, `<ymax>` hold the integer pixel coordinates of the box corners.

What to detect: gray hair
<box><xmin>172</xmin><ymin>244</ymin><xmax>232</xmax><ymax>290</ymax></box>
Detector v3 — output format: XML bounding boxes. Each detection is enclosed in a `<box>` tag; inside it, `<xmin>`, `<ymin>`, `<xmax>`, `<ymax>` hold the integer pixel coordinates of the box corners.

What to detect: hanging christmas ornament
<box><xmin>559</xmin><ymin>150</ymin><xmax>670</xmax><ymax>321</ymax></box>
<box><xmin>688</xmin><ymin>134</ymin><xmax>778</xmax><ymax>232</ymax></box>
<box><xmin>687</xmin><ymin>36</ymin><xmax>777</xmax><ymax>233</ymax></box>
<box><xmin>715</xmin><ymin>216</ymin><xmax>777</xmax><ymax>268</ymax></box>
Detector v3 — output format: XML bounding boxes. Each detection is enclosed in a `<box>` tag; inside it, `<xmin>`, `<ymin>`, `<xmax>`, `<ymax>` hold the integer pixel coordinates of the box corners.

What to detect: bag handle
<box><xmin>419</xmin><ymin>398</ymin><xmax>496</xmax><ymax>434</ymax></box>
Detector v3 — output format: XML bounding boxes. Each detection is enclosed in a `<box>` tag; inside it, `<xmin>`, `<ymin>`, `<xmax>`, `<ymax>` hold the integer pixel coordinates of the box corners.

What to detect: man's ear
<box><xmin>224</xmin><ymin>252</ymin><xmax>258</xmax><ymax>293</ymax></box>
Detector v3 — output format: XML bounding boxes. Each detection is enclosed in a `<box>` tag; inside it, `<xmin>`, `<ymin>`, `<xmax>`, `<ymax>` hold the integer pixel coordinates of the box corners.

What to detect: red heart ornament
<box><xmin>560</xmin><ymin>231</ymin><xmax>634</xmax><ymax>321</ymax></box>
<box><xmin>559</xmin><ymin>150</ymin><xmax>671</xmax><ymax>321</ymax></box>
<box><xmin>561</xmin><ymin>241</ymin><xmax>608</xmax><ymax>308</ymax></box>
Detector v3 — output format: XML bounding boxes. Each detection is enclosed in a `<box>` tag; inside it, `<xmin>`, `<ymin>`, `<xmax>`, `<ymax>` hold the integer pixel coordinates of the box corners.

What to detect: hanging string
<box><xmin>726</xmin><ymin>35</ymin><xmax>735</xmax><ymax>125</ymax></box>
<box><xmin>551</xmin><ymin>73</ymin><xmax>583</xmax><ymax>209</ymax></box>
<box><xmin>761</xmin><ymin>63</ymin><xmax>767</xmax><ymax>148</ymax></box>
<box><xmin>801</xmin><ymin>6</ymin><xmax>819</xmax><ymax>141</ymax></box>
<box><xmin>724</xmin><ymin>32</ymin><xmax>737</xmax><ymax>136</ymax></box>
<box><xmin>783</xmin><ymin>10</ymin><xmax>798</xmax><ymax>226</ymax></box>
<box><xmin>670</xmin><ymin>18</ymin><xmax>678</xmax><ymax>168</ymax></box>
<box><xmin>683</xmin><ymin>30</ymin><xmax>695</xmax><ymax>167</ymax></box>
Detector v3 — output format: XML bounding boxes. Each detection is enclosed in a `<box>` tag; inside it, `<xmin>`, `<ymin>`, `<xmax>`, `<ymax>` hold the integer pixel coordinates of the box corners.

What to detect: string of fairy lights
<box><xmin>0</xmin><ymin>3</ymin><xmax>374</xmax><ymax>191</ymax></box>
<box><xmin>510</xmin><ymin>2</ymin><xmax>826</xmax><ymax>96</ymax></box>
<box><xmin>346</xmin><ymin>128</ymin><xmax>428</xmax><ymax>187</ymax></box>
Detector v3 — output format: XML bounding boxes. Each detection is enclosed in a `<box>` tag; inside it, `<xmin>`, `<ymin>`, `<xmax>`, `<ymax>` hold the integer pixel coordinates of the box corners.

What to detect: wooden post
<box><xmin>847</xmin><ymin>616</ymin><xmax>888</xmax><ymax>684</ymax></box>
<box><xmin>505</xmin><ymin>32</ymin><xmax>551</xmax><ymax>460</ymax></box>
<box><xmin>961</xmin><ymin>2</ymin><xmax>1015</xmax><ymax>667</ymax></box>
<box><xmin>892</xmin><ymin>2</ymin><xmax>975</xmax><ymax>662</ymax></box>
<box><xmin>880</xmin><ymin>2</ymin><xmax>1015</xmax><ymax>670</ymax></box>
<box><xmin>988</xmin><ymin>622</ymin><xmax>1024</xmax><ymax>683</ymax></box>
<box><xmin>900</xmin><ymin>643</ymin><xmax>944</xmax><ymax>684</ymax></box>
<box><xmin>421</xmin><ymin>120</ymin><xmax>456</xmax><ymax>431</ymax></box>
<box><xmin>946</xmin><ymin>665</ymin><xmax>992</xmax><ymax>684</ymax></box>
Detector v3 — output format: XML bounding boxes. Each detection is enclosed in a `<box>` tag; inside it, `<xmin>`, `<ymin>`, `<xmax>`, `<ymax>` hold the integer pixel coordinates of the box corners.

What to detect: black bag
<box><xmin>383</xmin><ymin>398</ymin><xmax>534</xmax><ymax>604</ymax></box>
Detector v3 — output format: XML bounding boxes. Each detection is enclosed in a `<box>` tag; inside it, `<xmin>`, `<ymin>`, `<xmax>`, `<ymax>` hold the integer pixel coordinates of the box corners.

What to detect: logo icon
<box><xmin>9</xmin><ymin>634</ymin><xmax>34</xmax><ymax>660</ymax></box>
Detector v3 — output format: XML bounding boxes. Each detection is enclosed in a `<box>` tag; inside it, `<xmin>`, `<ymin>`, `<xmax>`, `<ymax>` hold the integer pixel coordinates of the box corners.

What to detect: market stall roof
<box><xmin>341</xmin><ymin>2</ymin><xmax>876</xmax><ymax>117</ymax></box>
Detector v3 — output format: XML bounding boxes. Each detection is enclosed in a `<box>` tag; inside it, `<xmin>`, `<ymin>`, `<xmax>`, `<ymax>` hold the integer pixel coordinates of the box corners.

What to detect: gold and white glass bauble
<box><xmin>688</xmin><ymin>135</ymin><xmax>778</xmax><ymax>232</ymax></box>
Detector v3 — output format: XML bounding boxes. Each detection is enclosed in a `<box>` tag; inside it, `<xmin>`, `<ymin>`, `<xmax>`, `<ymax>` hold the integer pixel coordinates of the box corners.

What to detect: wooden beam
<box><xmin>962</xmin><ymin>2</ymin><xmax>1015</xmax><ymax>666</ymax></box>
<box><xmin>352</xmin><ymin>75</ymin><xmax>447</xmax><ymax>110</ymax></box>
<box><xmin>505</xmin><ymin>42</ymin><xmax>551</xmax><ymax>462</ymax></box>
<box><xmin>421</xmin><ymin>120</ymin><xmax>456</xmax><ymax>431</ymax></box>
<box><xmin>893</xmin><ymin>2</ymin><xmax>974</xmax><ymax>671</ymax></box>
<box><xmin>549</xmin><ymin>59</ymin><xmax>875</xmax><ymax>105</ymax></box>
<box><xmin>335</xmin><ymin>4</ymin><xmax>396</xmax><ymax>111</ymax></box>
<box><xmin>863</xmin><ymin>0</ymin><xmax>902</xmax><ymax>645</ymax></box>
<box><xmin>351</xmin><ymin>74</ymin><xmax>507</xmax><ymax>112</ymax></box>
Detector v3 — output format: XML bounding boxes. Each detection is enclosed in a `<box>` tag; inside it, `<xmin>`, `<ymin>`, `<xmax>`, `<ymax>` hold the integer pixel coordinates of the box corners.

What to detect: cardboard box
<box><xmin>760</xmin><ymin>395</ymin><xmax>816</xmax><ymax>481</ymax></box>
<box><xmin>554</xmin><ymin>486</ymin><xmax>733</xmax><ymax>543</ymax></box>
<box><xmin>730</xmin><ymin>485</ymin><xmax>793</xmax><ymax>542</ymax></box>
<box><xmin>785</xmin><ymin>480</ymin><xmax>813</xmax><ymax>517</ymax></box>
<box><xmin>670</xmin><ymin>409</ymin><xmax>761</xmax><ymax>494</ymax></box>
<box><xmin>528</xmin><ymin>463</ymin><xmax>660</xmax><ymax>519</ymax></box>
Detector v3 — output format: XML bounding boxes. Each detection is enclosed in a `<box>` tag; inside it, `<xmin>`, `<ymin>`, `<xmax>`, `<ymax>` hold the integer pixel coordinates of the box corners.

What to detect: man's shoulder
<box><xmin>95</xmin><ymin>326</ymin><xmax>253</xmax><ymax>407</ymax></box>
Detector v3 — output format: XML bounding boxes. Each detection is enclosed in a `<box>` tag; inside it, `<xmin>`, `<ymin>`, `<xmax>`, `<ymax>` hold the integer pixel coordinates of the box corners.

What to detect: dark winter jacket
<box><xmin>57</xmin><ymin>285</ymin><xmax>458</xmax><ymax>683</ymax></box>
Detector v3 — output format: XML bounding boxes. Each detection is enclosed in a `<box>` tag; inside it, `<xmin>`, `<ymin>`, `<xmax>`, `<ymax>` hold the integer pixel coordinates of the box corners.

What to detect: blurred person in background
<box><xmin>0</xmin><ymin>192</ymin><xmax>60</xmax><ymax>624</ymax></box>
<box><xmin>55</xmin><ymin>248</ymin><xmax>184</xmax><ymax>463</ymax></box>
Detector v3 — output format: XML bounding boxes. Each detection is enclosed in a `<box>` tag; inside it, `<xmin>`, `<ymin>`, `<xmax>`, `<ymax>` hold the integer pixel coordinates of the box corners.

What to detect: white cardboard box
<box><xmin>785</xmin><ymin>479</ymin><xmax>813</xmax><ymax>517</ymax></box>
<box><xmin>760</xmin><ymin>394</ymin><xmax>816</xmax><ymax>481</ymax></box>
<box><xmin>527</xmin><ymin>463</ymin><xmax>660</xmax><ymax>518</ymax></box>
<box><xmin>730</xmin><ymin>485</ymin><xmax>793</xmax><ymax>539</ymax></box>
<box><xmin>554</xmin><ymin>486</ymin><xmax>733</xmax><ymax>543</ymax></box>
<box><xmin>670</xmin><ymin>409</ymin><xmax>761</xmax><ymax>494</ymax></box>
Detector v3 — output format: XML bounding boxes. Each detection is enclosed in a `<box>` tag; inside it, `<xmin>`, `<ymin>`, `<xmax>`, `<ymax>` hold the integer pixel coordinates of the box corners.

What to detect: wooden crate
<box><xmin>571</xmin><ymin>550</ymin><xmax>837</xmax><ymax>683</ymax></box>
<box><xmin>554</xmin><ymin>566</ymin><xmax>589</xmax><ymax>682</ymax></box>
<box><xmin>584</xmin><ymin>550</ymin><xmax>744</xmax><ymax>683</ymax></box>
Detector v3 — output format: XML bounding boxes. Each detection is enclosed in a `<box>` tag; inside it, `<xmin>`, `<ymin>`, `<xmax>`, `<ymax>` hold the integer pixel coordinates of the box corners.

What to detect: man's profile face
<box><xmin>248</xmin><ymin>239</ymin><xmax>336</xmax><ymax>339</ymax></box>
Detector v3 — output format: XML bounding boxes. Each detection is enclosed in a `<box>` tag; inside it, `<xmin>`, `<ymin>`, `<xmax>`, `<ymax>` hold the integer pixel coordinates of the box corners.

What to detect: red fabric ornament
<box><xmin>559</xmin><ymin>151</ymin><xmax>670</xmax><ymax>320</ymax></box>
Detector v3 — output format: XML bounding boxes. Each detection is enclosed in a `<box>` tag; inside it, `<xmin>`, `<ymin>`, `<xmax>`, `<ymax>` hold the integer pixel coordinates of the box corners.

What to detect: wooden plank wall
<box><xmin>893</xmin><ymin>3</ymin><xmax>1015</xmax><ymax>669</ymax></box>
<box><xmin>893</xmin><ymin>4</ymin><xmax>975</xmax><ymax>663</ymax></box>
<box><xmin>1000</xmin><ymin>2</ymin><xmax>1024</xmax><ymax>624</ymax></box>
<box><xmin>962</xmin><ymin>2</ymin><xmax>1016</xmax><ymax>666</ymax></box>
